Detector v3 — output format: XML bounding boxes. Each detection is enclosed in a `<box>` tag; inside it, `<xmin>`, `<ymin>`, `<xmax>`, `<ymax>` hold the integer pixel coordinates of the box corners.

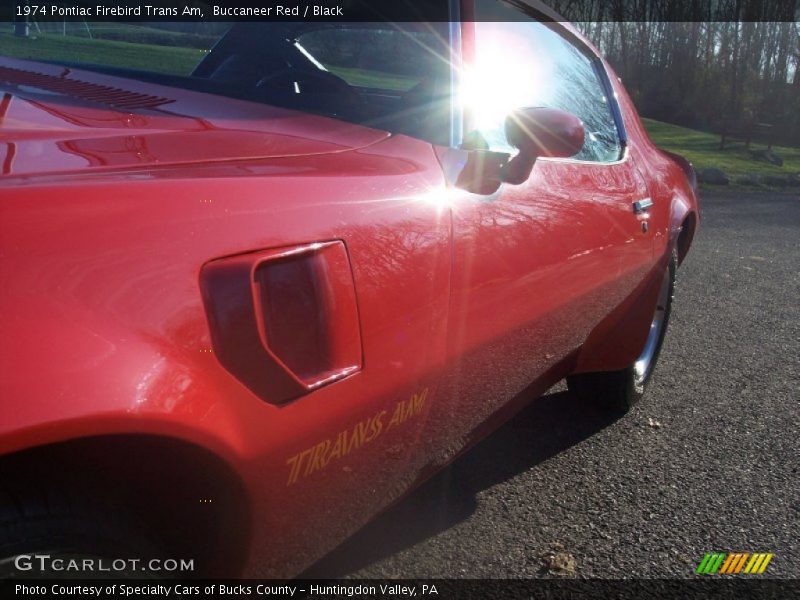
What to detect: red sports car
<box><xmin>0</xmin><ymin>0</ymin><xmax>698</xmax><ymax>578</ymax></box>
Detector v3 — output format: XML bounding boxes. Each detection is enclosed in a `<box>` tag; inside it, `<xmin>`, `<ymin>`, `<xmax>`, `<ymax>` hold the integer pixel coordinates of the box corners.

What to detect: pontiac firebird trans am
<box><xmin>0</xmin><ymin>0</ymin><xmax>698</xmax><ymax>578</ymax></box>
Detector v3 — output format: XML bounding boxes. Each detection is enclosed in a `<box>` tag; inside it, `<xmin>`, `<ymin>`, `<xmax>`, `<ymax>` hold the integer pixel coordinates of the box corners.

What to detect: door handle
<box><xmin>633</xmin><ymin>198</ymin><xmax>654</xmax><ymax>214</ymax></box>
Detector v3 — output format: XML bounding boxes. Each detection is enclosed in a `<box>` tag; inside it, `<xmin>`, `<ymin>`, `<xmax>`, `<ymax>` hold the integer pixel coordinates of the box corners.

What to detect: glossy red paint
<box><xmin>0</xmin><ymin>58</ymin><xmax>389</xmax><ymax>178</ymax></box>
<box><xmin>0</xmin><ymin>7</ymin><xmax>699</xmax><ymax>578</ymax></box>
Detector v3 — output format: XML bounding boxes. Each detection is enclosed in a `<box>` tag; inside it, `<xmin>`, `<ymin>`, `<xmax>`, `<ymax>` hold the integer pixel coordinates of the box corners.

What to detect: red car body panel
<box><xmin>0</xmin><ymin>7</ymin><xmax>699</xmax><ymax>578</ymax></box>
<box><xmin>0</xmin><ymin>59</ymin><xmax>390</xmax><ymax>179</ymax></box>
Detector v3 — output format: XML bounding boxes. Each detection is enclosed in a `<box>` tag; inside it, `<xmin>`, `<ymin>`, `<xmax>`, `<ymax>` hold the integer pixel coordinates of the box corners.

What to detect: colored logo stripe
<box><xmin>710</xmin><ymin>553</ymin><xmax>726</xmax><ymax>573</ymax></box>
<box><xmin>720</xmin><ymin>553</ymin><xmax>740</xmax><ymax>574</ymax></box>
<box><xmin>698</xmin><ymin>552</ymin><xmax>774</xmax><ymax>575</ymax></box>
<box><xmin>696</xmin><ymin>553</ymin><xmax>713</xmax><ymax>574</ymax></box>
<box><xmin>744</xmin><ymin>553</ymin><xmax>774</xmax><ymax>574</ymax></box>
<box><xmin>758</xmin><ymin>554</ymin><xmax>774</xmax><ymax>573</ymax></box>
<box><xmin>719</xmin><ymin>554</ymin><xmax>736</xmax><ymax>574</ymax></box>
<box><xmin>696</xmin><ymin>553</ymin><xmax>726</xmax><ymax>574</ymax></box>
<box><xmin>719</xmin><ymin>553</ymin><xmax>751</xmax><ymax>574</ymax></box>
<box><xmin>733</xmin><ymin>553</ymin><xmax>750</xmax><ymax>573</ymax></box>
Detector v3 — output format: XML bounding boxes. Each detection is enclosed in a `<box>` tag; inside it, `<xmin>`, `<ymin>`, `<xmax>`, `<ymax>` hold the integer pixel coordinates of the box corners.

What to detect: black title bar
<box><xmin>2</xmin><ymin>0</ymin><xmax>799</xmax><ymax>23</ymax></box>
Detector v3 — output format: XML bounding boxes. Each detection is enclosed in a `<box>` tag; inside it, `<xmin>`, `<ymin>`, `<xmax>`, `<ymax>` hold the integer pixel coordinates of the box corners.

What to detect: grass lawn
<box><xmin>0</xmin><ymin>32</ymin><xmax>205</xmax><ymax>75</ymax></box>
<box><xmin>643</xmin><ymin>118</ymin><xmax>800</xmax><ymax>186</ymax></box>
<box><xmin>326</xmin><ymin>65</ymin><xmax>419</xmax><ymax>91</ymax></box>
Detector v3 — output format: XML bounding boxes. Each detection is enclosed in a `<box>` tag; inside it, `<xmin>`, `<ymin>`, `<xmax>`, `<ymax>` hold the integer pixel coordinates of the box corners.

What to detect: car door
<box><xmin>423</xmin><ymin>0</ymin><xmax>654</xmax><ymax>464</ymax></box>
<box><xmin>178</xmin><ymin>22</ymin><xmax>459</xmax><ymax>575</ymax></box>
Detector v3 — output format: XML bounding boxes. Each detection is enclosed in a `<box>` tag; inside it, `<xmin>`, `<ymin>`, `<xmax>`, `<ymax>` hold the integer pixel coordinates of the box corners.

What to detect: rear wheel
<box><xmin>567</xmin><ymin>249</ymin><xmax>677</xmax><ymax>414</ymax></box>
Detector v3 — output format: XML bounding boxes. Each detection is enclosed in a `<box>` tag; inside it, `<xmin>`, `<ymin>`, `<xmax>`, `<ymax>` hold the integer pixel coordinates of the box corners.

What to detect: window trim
<box><xmin>592</xmin><ymin>57</ymin><xmax>628</xmax><ymax>150</ymax></box>
<box><xmin>449</xmin><ymin>0</ymin><xmax>464</xmax><ymax>148</ymax></box>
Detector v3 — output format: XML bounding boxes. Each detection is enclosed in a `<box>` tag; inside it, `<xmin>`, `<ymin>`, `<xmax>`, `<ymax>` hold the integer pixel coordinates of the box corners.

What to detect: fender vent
<box><xmin>0</xmin><ymin>66</ymin><xmax>174</xmax><ymax>110</ymax></box>
<box><xmin>201</xmin><ymin>241</ymin><xmax>362</xmax><ymax>404</ymax></box>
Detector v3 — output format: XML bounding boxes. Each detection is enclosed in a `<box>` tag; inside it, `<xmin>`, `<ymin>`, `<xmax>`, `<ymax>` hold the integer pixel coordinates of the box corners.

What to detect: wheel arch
<box><xmin>573</xmin><ymin>227</ymin><xmax>678</xmax><ymax>377</ymax></box>
<box><xmin>676</xmin><ymin>210</ymin><xmax>697</xmax><ymax>266</ymax></box>
<box><xmin>0</xmin><ymin>434</ymin><xmax>252</xmax><ymax>576</ymax></box>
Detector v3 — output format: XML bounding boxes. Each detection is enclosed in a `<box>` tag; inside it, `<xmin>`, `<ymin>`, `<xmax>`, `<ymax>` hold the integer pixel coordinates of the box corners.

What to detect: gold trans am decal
<box><xmin>286</xmin><ymin>388</ymin><xmax>429</xmax><ymax>486</ymax></box>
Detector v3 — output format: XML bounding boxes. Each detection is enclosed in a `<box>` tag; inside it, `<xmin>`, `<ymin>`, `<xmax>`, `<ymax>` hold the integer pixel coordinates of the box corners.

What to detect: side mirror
<box><xmin>502</xmin><ymin>107</ymin><xmax>585</xmax><ymax>184</ymax></box>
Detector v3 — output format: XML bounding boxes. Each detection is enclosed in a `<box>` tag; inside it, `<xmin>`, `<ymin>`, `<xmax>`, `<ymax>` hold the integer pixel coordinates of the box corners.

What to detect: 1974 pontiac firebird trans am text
<box><xmin>0</xmin><ymin>0</ymin><xmax>698</xmax><ymax>578</ymax></box>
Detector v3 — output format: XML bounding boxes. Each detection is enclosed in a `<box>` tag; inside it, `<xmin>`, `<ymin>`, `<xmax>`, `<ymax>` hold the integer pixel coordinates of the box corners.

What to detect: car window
<box><xmin>0</xmin><ymin>21</ymin><xmax>452</xmax><ymax>146</ymax></box>
<box><xmin>286</xmin><ymin>24</ymin><xmax>453</xmax><ymax>144</ymax></box>
<box><xmin>467</xmin><ymin>0</ymin><xmax>623</xmax><ymax>162</ymax></box>
<box><xmin>296</xmin><ymin>28</ymin><xmax>439</xmax><ymax>92</ymax></box>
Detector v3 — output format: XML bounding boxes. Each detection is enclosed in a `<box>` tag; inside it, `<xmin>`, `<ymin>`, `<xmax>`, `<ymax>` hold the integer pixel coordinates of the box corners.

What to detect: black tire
<box><xmin>0</xmin><ymin>483</ymin><xmax>162</xmax><ymax>579</ymax></box>
<box><xmin>567</xmin><ymin>249</ymin><xmax>677</xmax><ymax>414</ymax></box>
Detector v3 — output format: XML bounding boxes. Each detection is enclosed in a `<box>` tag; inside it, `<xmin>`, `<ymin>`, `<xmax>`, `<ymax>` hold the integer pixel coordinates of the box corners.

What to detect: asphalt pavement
<box><xmin>303</xmin><ymin>190</ymin><xmax>799</xmax><ymax>579</ymax></box>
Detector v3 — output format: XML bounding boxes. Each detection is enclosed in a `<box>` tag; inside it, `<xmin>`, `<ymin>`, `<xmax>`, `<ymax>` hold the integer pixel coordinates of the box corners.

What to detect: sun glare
<box><xmin>458</xmin><ymin>26</ymin><xmax>550</xmax><ymax>142</ymax></box>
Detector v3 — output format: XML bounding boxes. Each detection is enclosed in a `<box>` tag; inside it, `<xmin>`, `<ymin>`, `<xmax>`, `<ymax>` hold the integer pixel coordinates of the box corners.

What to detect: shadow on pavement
<box><xmin>301</xmin><ymin>387</ymin><xmax>619</xmax><ymax>578</ymax></box>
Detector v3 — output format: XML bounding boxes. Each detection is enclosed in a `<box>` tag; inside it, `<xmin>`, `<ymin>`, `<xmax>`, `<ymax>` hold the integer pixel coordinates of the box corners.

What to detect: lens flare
<box><xmin>458</xmin><ymin>25</ymin><xmax>552</xmax><ymax>149</ymax></box>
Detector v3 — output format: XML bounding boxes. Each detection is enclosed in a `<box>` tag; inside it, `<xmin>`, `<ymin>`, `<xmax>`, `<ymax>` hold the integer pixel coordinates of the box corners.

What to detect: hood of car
<box><xmin>0</xmin><ymin>58</ymin><xmax>390</xmax><ymax>179</ymax></box>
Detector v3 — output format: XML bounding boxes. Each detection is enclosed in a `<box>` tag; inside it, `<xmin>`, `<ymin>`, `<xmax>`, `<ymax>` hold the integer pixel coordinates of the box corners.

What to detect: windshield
<box><xmin>0</xmin><ymin>21</ymin><xmax>453</xmax><ymax>145</ymax></box>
